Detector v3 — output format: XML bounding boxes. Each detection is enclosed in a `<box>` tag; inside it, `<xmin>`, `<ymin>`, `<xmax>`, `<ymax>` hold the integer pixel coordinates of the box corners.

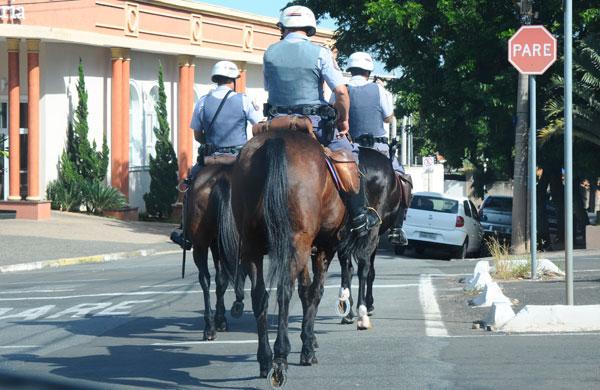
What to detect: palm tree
<box><xmin>541</xmin><ymin>34</ymin><xmax>600</xmax><ymax>145</ymax></box>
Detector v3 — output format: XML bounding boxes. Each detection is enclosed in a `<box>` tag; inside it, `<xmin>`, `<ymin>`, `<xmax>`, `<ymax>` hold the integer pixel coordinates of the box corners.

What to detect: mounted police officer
<box><xmin>263</xmin><ymin>5</ymin><xmax>379</xmax><ymax>237</ymax></box>
<box><xmin>190</xmin><ymin>60</ymin><xmax>262</xmax><ymax>171</ymax></box>
<box><xmin>337</xmin><ymin>51</ymin><xmax>408</xmax><ymax>245</ymax></box>
<box><xmin>171</xmin><ymin>60</ymin><xmax>262</xmax><ymax>249</ymax></box>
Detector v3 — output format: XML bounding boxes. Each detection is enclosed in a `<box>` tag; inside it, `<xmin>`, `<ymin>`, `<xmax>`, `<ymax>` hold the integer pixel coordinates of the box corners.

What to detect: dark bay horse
<box><xmin>337</xmin><ymin>146</ymin><xmax>410</xmax><ymax>329</ymax></box>
<box><xmin>223</xmin><ymin>128</ymin><xmax>357</xmax><ymax>385</ymax></box>
<box><xmin>184</xmin><ymin>162</ymin><xmax>244</xmax><ymax>341</ymax></box>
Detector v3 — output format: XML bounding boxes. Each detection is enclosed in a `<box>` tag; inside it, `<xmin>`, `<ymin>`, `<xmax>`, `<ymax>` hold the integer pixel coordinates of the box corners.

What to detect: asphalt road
<box><xmin>0</xmin><ymin>249</ymin><xmax>599</xmax><ymax>389</ymax></box>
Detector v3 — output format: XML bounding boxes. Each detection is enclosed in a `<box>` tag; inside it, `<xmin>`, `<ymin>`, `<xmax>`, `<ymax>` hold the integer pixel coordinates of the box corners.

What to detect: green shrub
<box><xmin>46</xmin><ymin>178</ymin><xmax>83</xmax><ymax>212</ymax></box>
<box><xmin>81</xmin><ymin>180</ymin><xmax>126</xmax><ymax>214</ymax></box>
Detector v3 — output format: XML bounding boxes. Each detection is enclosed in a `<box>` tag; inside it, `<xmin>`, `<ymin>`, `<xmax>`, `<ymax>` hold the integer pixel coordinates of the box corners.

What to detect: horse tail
<box><xmin>214</xmin><ymin>177</ymin><xmax>239</xmax><ymax>284</ymax></box>
<box><xmin>263</xmin><ymin>138</ymin><xmax>293</xmax><ymax>295</ymax></box>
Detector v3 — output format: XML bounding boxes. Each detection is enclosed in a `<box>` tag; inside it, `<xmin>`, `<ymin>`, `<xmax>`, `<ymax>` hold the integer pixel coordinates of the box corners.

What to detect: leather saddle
<box><xmin>253</xmin><ymin>115</ymin><xmax>360</xmax><ymax>194</ymax></box>
<box><xmin>396</xmin><ymin>173</ymin><xmax>413</xmax><ymax>209</ymax></box>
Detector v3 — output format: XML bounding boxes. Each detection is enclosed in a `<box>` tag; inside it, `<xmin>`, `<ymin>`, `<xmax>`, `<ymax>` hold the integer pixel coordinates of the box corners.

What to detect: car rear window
<box><xmin>483</xmin><ymin>197</ymin><xmax>512</xmax><ymax>212</ymax></box>
<box><xmin>410</xmin><ymin>195</ymin><xmax>459</xmax><ymax>214</ymax></box>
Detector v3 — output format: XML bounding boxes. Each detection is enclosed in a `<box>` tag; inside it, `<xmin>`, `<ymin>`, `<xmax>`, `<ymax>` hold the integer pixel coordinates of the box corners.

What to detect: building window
<box><xmin>129</xmin><ymin>83</ymin><xmax>158</xmax><ymax>170</ymax></box>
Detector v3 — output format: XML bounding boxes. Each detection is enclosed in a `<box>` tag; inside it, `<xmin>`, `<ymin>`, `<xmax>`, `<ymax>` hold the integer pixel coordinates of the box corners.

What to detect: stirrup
<box><xmin>349</xmin><ymin>207</ymin><xmax>381</xmax><ymax>237</ymax></box>
<box><xmin>388</xmin><ymin>227</ymin><xmax>408</xmax><ymax>246</ymax></box>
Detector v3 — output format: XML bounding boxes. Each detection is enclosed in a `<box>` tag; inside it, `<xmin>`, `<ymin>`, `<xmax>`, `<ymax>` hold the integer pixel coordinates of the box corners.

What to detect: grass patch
<box><xmin>486</xmin><ymin>236</ymin><xmax>531</xmax><ymax>280</ymax></box>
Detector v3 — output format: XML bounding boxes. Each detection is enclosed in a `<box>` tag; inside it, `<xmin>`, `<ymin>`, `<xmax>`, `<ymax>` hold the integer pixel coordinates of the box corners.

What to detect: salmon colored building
<box><xmin>0</xmin><ymin>0</ymin><xmax>334</xmax><ymax>219</ymax></box>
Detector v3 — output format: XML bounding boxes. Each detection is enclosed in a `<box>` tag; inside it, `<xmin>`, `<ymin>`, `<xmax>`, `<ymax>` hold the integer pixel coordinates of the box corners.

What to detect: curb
<box><xmin>0</xmin><ymin>248</ymin><xmax>181</xmax><ymax>274</ymax></box>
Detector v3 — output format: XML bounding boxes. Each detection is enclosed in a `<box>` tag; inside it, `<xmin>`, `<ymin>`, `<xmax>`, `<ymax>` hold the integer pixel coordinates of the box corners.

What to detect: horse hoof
<box><xmin>267</xmin><ymin>360</ymin><xmax>288</xmax><ymax>388</ymax></box>
<box><xmin>300</xmin><ymin>353</ymin><xmax>318</xmax><ymax>366</ymax></box>
<box><xmin>335</xmin><ymin>299</ymin><xmax>351</xmax><ymax>317</ymax></box>
<box><xmin>340</xmin><ymin>315</ymin><xmax>355</xmax><ymax>325</ymax></box>
<box><xmin>357</xmin><ymin>315</ymin><xmax>372</xmax><ymax>330</ymax></box>
<box><xmin>215</xmin><ymin>320</ymin><xmax>228</xmax><ymax>332</ymax></box>
<box><xmin>230</xmin><ymin>301</ymin><xmax>244</xmax><ymax>318</ymax></box>
<box><xmin>203</xmin><ymin>332</ymin><xmax>216</xmax><ymax>341</ymax></box>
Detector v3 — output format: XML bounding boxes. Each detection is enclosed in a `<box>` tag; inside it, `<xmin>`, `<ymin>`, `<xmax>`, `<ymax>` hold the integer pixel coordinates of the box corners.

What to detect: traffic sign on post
<box><xmin>508</xmin><ymin>25</ymin><xmax>557</xmax><ymax>282</ymax></box>
<box><xmin>508</xmin><ymin>25</ymin><xmax>557</xmax><ymax>74</ymax></box>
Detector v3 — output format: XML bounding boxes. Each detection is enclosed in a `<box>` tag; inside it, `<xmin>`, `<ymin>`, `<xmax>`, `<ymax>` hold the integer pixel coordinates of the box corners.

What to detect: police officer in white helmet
<box><xmin>331</xmin><ymin>51</ymin><xmax>408</xmax><ymax>245</ymax></box>
<box><xmin>263</xmin><ymin>5</ymin><xmax>379</xmax><ymax>237</ymax></box>
<box><xmin>171</xmin><ymin>60</ymin><xmax>262</xmax><ymax>249</ymax></box>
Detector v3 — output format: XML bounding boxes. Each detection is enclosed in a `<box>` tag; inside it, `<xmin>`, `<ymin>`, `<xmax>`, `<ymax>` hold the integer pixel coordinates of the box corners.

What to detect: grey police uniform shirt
<box><xmin>189</xmin><ymin>85</ymin><xmax>262</xmax><ymax>147</ymax></box>
<box><xmin>331</xmin><ymin>76</ymin><xmax>404</xmax><ymax>173</ymax></box>
<box><xmin>330</xmin><ymin>75</ymin><xmax>393</xmax><ymax>135</ymax></box>
<box><xmin>263</xmin><ymin>32</ymin><xmax>346</xmax><ymax>107</ymax></box>
<box><xmin>262</xmin><ymin>31</ymin><xmax>358</xmax><ymax>158</ymax></box>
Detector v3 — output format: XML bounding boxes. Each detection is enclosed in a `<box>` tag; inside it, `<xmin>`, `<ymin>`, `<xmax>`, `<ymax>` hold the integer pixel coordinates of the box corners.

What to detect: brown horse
<box><xmin>222</xmin><ymin>125</ymin><xmax>361</xmax><ymax>385</ymax></box>
<box><xmin>184</xmin><ymin>161</ymin><xmax>244</xmax><ymax>341</ymax></box>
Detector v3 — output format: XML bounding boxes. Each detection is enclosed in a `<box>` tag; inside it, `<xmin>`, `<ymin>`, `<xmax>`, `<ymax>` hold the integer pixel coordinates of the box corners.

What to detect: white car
<box><xmin>403</xmin><ymin>192</ymin><xmax>484</xmax><ymax>259</ymax></box>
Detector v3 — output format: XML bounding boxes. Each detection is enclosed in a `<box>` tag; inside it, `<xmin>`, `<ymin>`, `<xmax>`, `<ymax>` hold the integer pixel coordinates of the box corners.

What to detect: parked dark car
<box><xmin>479</xmin><ymin>195</ymin><xmax>512</xmax><ymax>240</ymax></box>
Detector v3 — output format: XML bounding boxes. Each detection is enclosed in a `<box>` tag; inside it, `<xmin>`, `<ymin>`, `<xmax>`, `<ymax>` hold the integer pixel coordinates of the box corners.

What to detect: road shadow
<box><xmin>4</xmin><ymin>346</ymin><xmax>259</xmax><ymax>389</ymax></box>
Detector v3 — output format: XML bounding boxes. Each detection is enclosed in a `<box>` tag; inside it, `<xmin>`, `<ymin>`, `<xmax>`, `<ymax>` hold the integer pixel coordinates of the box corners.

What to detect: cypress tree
<box><xmin>71</xmin><ymin>58</ymin><xmax>109</xmax><ymax>181</ymax></box>
<box><xmin>143</xmin><ymin>63</ymin><xmax>179</xmax><ymax>219</ymax></box>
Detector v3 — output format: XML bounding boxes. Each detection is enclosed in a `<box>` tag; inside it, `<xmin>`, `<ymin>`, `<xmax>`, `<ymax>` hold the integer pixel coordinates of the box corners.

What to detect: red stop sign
<box><xmin>508</xmin><ymin>25</ymin><xmax>557</xmax><ymax>75</ymax></box>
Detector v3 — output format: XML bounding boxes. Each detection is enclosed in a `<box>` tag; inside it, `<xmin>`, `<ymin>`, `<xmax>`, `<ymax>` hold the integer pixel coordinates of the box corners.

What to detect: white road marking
<box><xmin>0</xmin><ymin>279</ymin><xmax>109</xmax><ymax>285</ymax></box>
<box><xmin>0</xmin><ymin>289</ymin><xmax>75</xmax><ymax>295</ymax></box>
<box><xmin>0</xmin><ymin>345</ymin><xmax>39</xmax><ymax>349</ymax></box>
<box><xmin>152</xmin><ymin>340</ymin><xmax>258</xmax><ymax>346</ymax></box>
<box><xmin>433</xmin><ymin>331</ymin><xmax>600</xmax><ymax>338</ymax></box>
<box><xmin>139</xmin><ymin>284</ymin><xmax>189</xmax><ymax>288</ymax></box>
<box><xmin>0</xmin><ymin>283</ymin><xmax>419</xmax><ymax>302</ymax></box>
<box><xmin>419</xmin><ymin>274</ymin><xmax>448</xmax><ymax>337</ymax></box>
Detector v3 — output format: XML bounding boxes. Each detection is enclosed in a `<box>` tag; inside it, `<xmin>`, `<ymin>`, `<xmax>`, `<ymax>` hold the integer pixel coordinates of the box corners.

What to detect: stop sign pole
<box><xmin>565</xmin><ymin>0</ymin><xmax>573</xmax><ymax>305</ymax></box>
<box><xmin>508</xmin><ymin>25</ymin><xmax>556</xmax><ymax>283</ymax></box>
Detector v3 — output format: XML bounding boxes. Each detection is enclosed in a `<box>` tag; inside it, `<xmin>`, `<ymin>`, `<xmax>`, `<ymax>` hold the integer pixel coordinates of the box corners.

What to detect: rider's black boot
<box><xmin>346</xmin><ymin>177</ymin><xmax>380</xmax><ymax>237</ymax></box>
<box><xmin>170</xmin><ymin>230</ymin><xmax>192</xmax><ymax>250</ymax></box>
<box><xmin>388</xmin><ymin>207</ymin><xmax>408</xmax><ymax>246</ymax></box>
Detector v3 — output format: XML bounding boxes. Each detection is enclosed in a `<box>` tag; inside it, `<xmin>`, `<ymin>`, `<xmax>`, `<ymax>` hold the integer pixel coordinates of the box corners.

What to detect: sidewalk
<box><xmin>0</xmin><ymin>211</ymin><xmax>179</xmax><ymax>272</ymax></box>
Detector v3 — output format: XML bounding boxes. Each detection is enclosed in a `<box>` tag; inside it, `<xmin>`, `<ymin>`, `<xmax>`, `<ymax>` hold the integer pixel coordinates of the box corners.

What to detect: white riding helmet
<box><xmin>346</xmin><ymin>52</ymin><xmax>374</xmax><ymax>72</ymax></box>
<box><xmin>278</xmin><ymin>5</ymin><xmax>317</xmax><ymax>37</ymax></box>
<box><xmin>211</xmin><ymin>61</ymin><xmax>240</xmax><ymax>82</ymax></box>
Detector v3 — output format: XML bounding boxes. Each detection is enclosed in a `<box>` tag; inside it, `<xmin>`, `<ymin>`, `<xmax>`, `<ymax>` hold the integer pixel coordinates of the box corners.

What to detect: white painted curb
<box><xmin>0</xmin><ymin>249</ymin><xmax>180</xmax><ymax>273</ymax></box>
<box><xmin>469</xmin><ymin>282</ymin><xmax>512</xmax><ymax>307</ymax></box>
<box><xmin>497</xmin><ymin>305</ymin><xmax>600</xmax><ymax>333</ymax></box>
<box><xmin>483</xmin><ymin>302</ymin><xmax>516</xmax><ymax>328</ymax></box>
<box><xmin>464</xmin><ymin>270</ymin><xmax>493</xmax><ymax>292</ymax></box>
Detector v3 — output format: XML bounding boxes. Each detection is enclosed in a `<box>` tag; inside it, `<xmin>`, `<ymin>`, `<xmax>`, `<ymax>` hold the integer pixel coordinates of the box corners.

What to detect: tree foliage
<box><xmin>143</xmin><ymin>63</ymin><xmax>179</xmax><ymax>219</ymax></box>
<box><xmin>542</xmin><ymin>34</ymin><xmax>600</xmax><ymax>148</ymax></box>
<box><xmin>293</xmin><ymin>0</ymin><xmax>600</xmax><ymax>194</ymax></box>
<box><xmin>46</xmin><ymin>58</ymin><xmax>116</xmax><ymax>213</ymax></box>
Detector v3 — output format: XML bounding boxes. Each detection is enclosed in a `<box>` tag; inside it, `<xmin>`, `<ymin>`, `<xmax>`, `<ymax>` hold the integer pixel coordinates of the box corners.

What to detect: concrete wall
<box><xmin>405</xmin><ymin>164</ymin><xmax>444</xmax><ymax>194</ymax></box>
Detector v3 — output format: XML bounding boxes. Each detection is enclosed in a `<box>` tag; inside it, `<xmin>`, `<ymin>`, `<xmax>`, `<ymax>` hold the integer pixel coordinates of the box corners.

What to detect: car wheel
<box><xmin>454</xmin><ymin>239</ymin><xmax>468</xmax><ymax>259</ymax></box>
<box><xmin>394</xmin><ymin>245</ymin><xmax>406</xmax><ymax>256</ymax></box>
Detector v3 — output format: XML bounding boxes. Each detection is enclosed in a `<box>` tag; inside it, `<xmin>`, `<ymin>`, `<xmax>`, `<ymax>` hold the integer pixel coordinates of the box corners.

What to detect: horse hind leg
<box><xmin>194</xmin><ymin>246</ymin><xmax>216</xmax><ymax>340</ymax></box>
<box><xmin>365</xmin><ymin>250</ymin><xmax>376</xmax><ymax>316</ymax></box>
<box><xmin>211</xmin><ymin>242</ymin><xmax>228</xmax><ymax>332</ymax></box>
<box><xmin>247</xmin><ymin>258</ymin><xmax>272</xmax><ymax>378</ymax></box>
<box><xmin>338</xmin><ymin>253</ymin><xmax>356</xmax><ymax>325</ymax></box>
<box><xmin>355</xmin><ymin>239</ymin><xmax>378</xmax><ymax>330</ymax></box>
<box><xmin>299</xmin><ymin>248</ymin><xmax>332</xmax><ymax>366</ymax></box>
<box><xmin>230</xmin><ymin>265</ymin><xmax>246</xmax><ymax>318</ymax></box>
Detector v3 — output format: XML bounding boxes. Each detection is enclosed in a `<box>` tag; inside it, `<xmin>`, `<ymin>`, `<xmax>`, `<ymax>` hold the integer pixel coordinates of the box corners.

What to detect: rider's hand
<box><xmin>337</xmin><ymin>119</ymin><xmax>349</xmax><ymax>135</ymax></box>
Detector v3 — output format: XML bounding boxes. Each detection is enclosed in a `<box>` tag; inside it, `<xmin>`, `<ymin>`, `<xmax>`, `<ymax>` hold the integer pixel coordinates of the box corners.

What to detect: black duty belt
<box><xmin>354</xmin><ymin>134</ymin><xmax>388</xmax><ymax>147</ymax></box>
<box><xmin>265</xmin><ymin>104</ymin><xmax>337</xmax><ymax>120</ymax></box>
